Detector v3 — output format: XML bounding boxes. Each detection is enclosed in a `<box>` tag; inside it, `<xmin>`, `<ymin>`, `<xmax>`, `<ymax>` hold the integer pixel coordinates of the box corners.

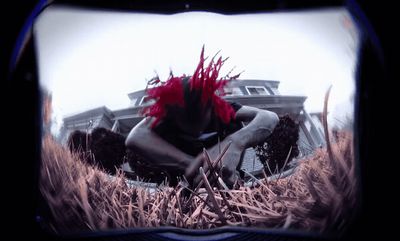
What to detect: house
<box><xmin>58</xmin><ymin>79</ymin><xmax>325</xmax><ymax>177</ymax></box>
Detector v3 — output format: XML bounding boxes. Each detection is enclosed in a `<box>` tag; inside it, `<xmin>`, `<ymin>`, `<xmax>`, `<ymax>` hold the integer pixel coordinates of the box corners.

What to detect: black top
<box><xmin>136</xmin><ymin>102</ymin><xmax>243</xmax><ymax>185</ymax></box>
<box><xmin>153</xmin><ymin>102</ymin><xmax>243</xmax><ymax>157</ymax></box>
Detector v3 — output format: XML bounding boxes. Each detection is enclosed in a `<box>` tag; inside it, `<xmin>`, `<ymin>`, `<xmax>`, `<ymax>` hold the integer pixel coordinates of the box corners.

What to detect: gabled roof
<box><xmin>126</xmin><ymin>79</ymin><xmax>281</xmax><ymax>101</ymax></box>
<box><xmin>63</xmin><ymin>106</ymin><xmax>114</xmax><ymax>122</ymax></box>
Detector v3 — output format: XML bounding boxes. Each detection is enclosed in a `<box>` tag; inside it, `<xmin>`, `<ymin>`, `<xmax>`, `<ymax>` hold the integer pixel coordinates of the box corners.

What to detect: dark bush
<box><xmin>67</xmin><ymin>128</ymin><xmax>125</xmax><ymax>174</ymax></box>
<box><xmin>255</xmin><ymin>114</ymin><xmax>300</xmax><ymax>175</ymax></box>
<box><xmin>67</xmin><ymin>128</ymin><xmax>166</xmax><ymax>180</ymax></box>
<box><xmin>67</xmin><ymin>130</ymin><xmax>93</xmax><ymax>164</ymax></box>
<box><xmin>90</xmin><ymin>127</ymin><xmax>126</xmax><ymax>174</ymax></box>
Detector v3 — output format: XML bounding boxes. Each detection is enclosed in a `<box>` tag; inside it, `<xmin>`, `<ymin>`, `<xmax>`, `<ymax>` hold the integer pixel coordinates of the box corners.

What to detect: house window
<box><xmin>224</xmin><ymin>87</ymin><xmax>244</xmax><ymax>96</ymax></box>
<box><xmin>245</xmin><ymin>86</ymin><xmax>269</xmax><ymax>95</ymax></box>
<box><xmin>139</xmin><ymin>95</ymin><xmax>155</xmax><ymax>106</ymax></box>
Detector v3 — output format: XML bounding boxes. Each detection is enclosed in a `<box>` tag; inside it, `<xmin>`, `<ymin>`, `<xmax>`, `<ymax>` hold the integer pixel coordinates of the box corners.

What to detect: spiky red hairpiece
<box><xmin>141</xmin><ymin>75</ymin><xmax>185</xmax><ymax>128</ymax></box>
<box><xmin>142</xmin><ymin>46</ymin><xmax>240</xmax><ymax>128</ymax></box>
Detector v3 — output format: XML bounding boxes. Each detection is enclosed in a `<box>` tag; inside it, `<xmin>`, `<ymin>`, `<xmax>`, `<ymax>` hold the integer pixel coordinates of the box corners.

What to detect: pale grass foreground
<box><xmin>40</xmin><ymin>131</ymin><xmax>357</xmax><ymax>235</ymax></box>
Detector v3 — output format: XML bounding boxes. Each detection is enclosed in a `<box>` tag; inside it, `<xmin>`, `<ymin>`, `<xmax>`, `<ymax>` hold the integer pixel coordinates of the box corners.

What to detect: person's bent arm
<box><xmin>186</xmin><ymin>106</ymin><xmax>279</xmax><ymax>186</ymax></box>
<box><xmin>125</xmin><ymin>117</ymin><xmax>194</xmax><ymax>172</ymax></box>
<box><xmin>229</xmin><ymin>105</ymin><xmax>279</xmax><ymax>149</ymax></box>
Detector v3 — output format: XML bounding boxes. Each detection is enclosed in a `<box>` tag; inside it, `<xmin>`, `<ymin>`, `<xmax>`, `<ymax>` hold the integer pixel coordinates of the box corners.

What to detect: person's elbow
<box><xmin>259</xmin><ymin>110</ymin><xmax>279</xmax><ymax>130</ymax></box>
<box><xmin>125</xmin><ymin>129</ymin><xmax>139</xmax><ymax>149</ymax></box>
<box><xmin>125</xmin><ymin>121</ymin><xmax>148</xmax><ymax>149</ymax></box>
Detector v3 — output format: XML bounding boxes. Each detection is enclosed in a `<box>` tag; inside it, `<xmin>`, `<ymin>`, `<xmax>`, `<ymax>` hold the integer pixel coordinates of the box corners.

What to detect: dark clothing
<box><xmin>150</xmin><ymin>102</ymin><xmax>243</xmax><ymax>185</ymax></box>
<box><xmin>153</xmin><ymin>102</ymin><xmax>243</xmax><ymax>156</ymax></box>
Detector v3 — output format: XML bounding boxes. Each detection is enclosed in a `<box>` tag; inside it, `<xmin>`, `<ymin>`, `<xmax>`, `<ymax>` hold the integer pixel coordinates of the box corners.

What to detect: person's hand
<box><xmin>184</xmin><ymin>154</ymin><xmax>205</xmax><ymax>184</ymax></box>
<box><xmin>185</xmin><ymin>151</ymin><xmax>217</xmax><ymax>188</ymax></box>
<box><xmin>186</xmin><ymin>141</ymin><xmax>243</xmax><ymax>189</ymax></box>
<box><xmin>219</xmin><ymin>143</ymin><xmax>242</xmax><ymax>188</ymax></box>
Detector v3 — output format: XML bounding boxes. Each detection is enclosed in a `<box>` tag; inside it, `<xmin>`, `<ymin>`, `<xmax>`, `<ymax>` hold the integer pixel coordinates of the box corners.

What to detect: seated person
<box><xmin>126</xmin><ymin>47</ymin><xmax>294</xmax><ymax>187</ymax></box>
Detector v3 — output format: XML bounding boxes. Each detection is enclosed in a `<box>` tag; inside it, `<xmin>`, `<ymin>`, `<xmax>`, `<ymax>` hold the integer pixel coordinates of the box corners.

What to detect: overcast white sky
<box><xmin>35</xmin><ymin>6</ymin><xmax>359</xmax><ymax>132</ymax></box>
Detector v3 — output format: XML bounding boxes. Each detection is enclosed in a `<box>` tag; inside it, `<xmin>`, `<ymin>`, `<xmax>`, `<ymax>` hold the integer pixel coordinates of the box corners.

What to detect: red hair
<box><xmin>142</xmin><ymin>46</ymin><xmax>240</xmax><ymax>128</ymax></box>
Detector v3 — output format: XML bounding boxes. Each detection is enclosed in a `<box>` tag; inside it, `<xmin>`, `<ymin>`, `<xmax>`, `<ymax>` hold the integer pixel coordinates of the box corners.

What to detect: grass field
<box><xmin>40</xmin><ymin>129</ymin><xmax>357</xmax><ymax>236</ymax></box>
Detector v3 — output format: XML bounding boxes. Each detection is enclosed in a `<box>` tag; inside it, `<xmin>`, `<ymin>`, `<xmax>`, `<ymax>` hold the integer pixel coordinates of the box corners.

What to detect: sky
<box><xmin>34</xmin><ymin>6</ymin><xmax>359</xmax><ymax>134</ymax></box>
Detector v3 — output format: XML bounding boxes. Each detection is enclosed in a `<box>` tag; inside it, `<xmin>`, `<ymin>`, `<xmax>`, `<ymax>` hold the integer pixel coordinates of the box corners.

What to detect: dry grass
<box><xmin>40</xmin><ymin>130</ymin><xmax>357</xmax><ymax>235</ymax></box>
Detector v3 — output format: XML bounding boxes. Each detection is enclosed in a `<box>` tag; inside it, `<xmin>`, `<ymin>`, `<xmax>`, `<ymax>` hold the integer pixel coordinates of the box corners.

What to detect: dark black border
<box><xmin>5</xmin><ymin>0</ymin><xmax>390</xmax><ymax>240</ymax></box>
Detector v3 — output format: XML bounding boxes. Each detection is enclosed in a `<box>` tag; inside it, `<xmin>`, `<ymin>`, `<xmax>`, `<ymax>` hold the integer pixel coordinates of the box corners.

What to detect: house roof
<box><xmin>126</xmin><ymin>79</ymin><xmax>281</xmax><ymax>101</ymax></box>
<box><xmin>63</xmin><ymin>106</ymin><xmax>114</xmax><ymax>122</ymax></box>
